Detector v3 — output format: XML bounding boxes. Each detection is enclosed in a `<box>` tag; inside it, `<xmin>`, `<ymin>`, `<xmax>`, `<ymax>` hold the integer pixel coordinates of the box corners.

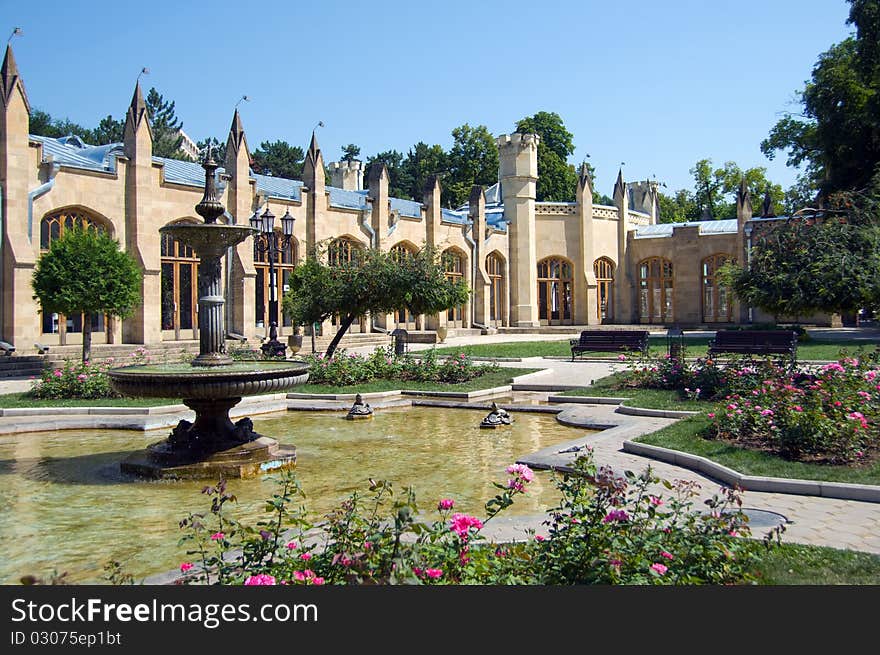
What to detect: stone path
<box><xmin>2</xmin><ymin>327</ymin><xmax>880</xmax><ymax>558</ymax></box>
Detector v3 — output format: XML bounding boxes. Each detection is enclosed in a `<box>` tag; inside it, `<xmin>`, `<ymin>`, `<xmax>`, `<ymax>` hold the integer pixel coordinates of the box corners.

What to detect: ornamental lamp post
<box><xmin>250</xmin><ymin>203</ymin><xmax>295</xmax><ymax>357</ymax></box>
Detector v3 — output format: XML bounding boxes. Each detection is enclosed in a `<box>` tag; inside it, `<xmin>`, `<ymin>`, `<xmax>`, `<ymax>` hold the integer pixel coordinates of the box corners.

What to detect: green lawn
<box><xmin>432</xmin><ymin>337</ymin><xmax>880</xmax><ymax>361</ymax></box>
<box><xmin>0</xmin><ymin>393</ymin><xmax>180</xmax><ymax>408</ymax></box>
<box><xmin>294</xmin><ymin>367</ymin><xmax>539</xmax><ymax>394</ymax></box>
<box><xmin>561</xmin><ymin>373</ymin><xmax>711</xmax><ymax>410</ymax></box>
<box><xmin>636</xmin><ymin>415</ymin><xmax>880</xmax><ymax>485</ymax></box>
<box><xmin>753</xmin><ymin>543</ymin><xmax>880</xmax><ymax>585</ymax></box>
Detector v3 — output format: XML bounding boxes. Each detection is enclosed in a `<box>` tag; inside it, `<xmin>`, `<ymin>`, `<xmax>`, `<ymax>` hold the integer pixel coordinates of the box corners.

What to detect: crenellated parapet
<box><xmin>328</xmin><ymin>160</ymin><xmax>363</xmax><ymax>191</ymax></box>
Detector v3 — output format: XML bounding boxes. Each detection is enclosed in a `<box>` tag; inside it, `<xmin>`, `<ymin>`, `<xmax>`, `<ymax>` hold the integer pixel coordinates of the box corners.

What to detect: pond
<box><xmin>0</xmin><ymin>406</ymin><xmax>594</xmax><ymax>583</ymax></box>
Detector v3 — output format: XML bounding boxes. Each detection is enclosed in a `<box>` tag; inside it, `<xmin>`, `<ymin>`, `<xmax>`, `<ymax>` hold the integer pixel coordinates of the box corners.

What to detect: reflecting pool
<box><xmin>0</xmin><ymin>406</ymin><xmax>593</xmax><ymax>583</ymax></box>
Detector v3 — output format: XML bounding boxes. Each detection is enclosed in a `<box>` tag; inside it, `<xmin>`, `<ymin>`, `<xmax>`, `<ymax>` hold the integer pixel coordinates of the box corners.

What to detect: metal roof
<box><xmin>633</xmin><ymin>218</ymin><xmax>738</xmax><ymax>239</ymax></box>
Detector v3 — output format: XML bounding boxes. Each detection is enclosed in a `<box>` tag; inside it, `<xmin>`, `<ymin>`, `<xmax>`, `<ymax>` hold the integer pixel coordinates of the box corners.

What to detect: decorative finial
<box><xmin>195</xmin><ymin>154</ymin><xmax>225</xmax><ymax>224</ymax></box>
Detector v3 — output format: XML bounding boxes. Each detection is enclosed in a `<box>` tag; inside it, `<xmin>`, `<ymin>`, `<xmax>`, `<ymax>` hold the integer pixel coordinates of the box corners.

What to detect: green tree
<box><xmin>445</xmin><ymin>124</ymin><xmax>498</xmax><ymax>207</ymax></box>
<box><xmin>516</xmin><ymin>112</ymin><xmax>578</xmax><ymax>202</ymax></box>
<box><xmin>365</xmin><ymin>150</ymin><xmax>407</xmax><ymax>198</ymax></box>
<box><xmin>761</xmin><ymin>0</ymin><xmax>880</xmax><ymax>195</ymax></box>
<box><xmin>658</xmin><ymin>189</ymin><xmax>698</xmax><ymax>223</ymax></box>
<box><xmin>341</xmin><ymin>144</ymin><xmax>361</xmax><ymax>162</ymax></box>
<box><xmin>32</xmin><ymin>227</ymin><xmax>141</xmax><ymax>363</ymax></box>
<box><xmin>196</xmin><ymin>137</ymin><xmax>227</xmax><ymax>164</ymax></box>
<box><xmin>283</xmin><ymin>246</ymin><xmax>468</xmax><ymax>358</ymax></box>
<box><xmin>251</xmin><ymin>140</ymin><xmax>305</xmax><ymax>179</ymax></box>
<box><xmin>689</xmin><ymin>159</ymin><xmax>784</xmax><ymax>219</ymax></box>
<box><xmin>91</xmin><ymin>115</ymin><xmax>124</xmax><ymax>144</ymax></box>
<box><xmin>721</xmin><ymin>173</ymin><xmax>880</xmax><ymax>319</ymax></box>
<box><xmin>400</xmin><ymin>142</ymin><xmax>447</xmax><ymax>202</ymax></box>
<box><xmin>145</xmin><ymin>88</ymin><xmax>189</xmax><ymax>159</ymax></box>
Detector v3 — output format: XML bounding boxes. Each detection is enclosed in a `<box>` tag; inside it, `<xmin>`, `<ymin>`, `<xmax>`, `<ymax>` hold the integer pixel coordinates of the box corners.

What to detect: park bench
<box><xmin>569</xmin><ymin>330</ymin><xmax>649</xmax><ymax>361</ymax></box>
<box><xmin>707</xmin><ymin>329</ymin><xmax>798</xmax><ymax>363</ymax></box>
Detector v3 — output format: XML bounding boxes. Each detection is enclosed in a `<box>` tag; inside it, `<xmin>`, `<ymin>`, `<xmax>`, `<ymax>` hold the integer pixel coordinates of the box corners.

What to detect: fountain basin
<box><xmin>108</xmin><ymin>361</ymin><xmax>309</xmax><ymax>480</ymax></box>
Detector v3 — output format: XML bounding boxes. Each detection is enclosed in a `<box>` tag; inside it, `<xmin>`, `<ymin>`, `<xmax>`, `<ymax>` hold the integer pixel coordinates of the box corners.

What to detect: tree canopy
<box><xmin>515</xmin><ymin>111</ymin><xmax>577</xmax><ymax>202</ymax></box>
<box><xmin>145</xmin><ymin>88</ymin><xmax>188</xmax><ymax>160</ymax></box>
<box><xmin>251</xmin><ymin>140</ymin><xmax>305</xmax><ymax>179</ymax></box>
<box><xmin>760</xmin><ymin>0</ymin><xmax>880</xmax><ymax>195</ymax></box>
<box><xmin>282</xmin><ymin>246</ymin><xmax>469</xmax><ymax>358</ymax></box>
<box><xmin>29</xmin><ymin>108</ymin><xmax>123</xmax><ymax>145</ymax></box>
<box><xmin>444</xmin><ymin>124</ymin><xmax>498</xmax><ymax>207</ymax></box>
<box><xmin>341</xmin><ymin>144</ymin><xmax>361</xmax><ymax>162</ymax></box>
<box><xmin>32</xmin><ymin>227</ymin><xmax>141</xmax><ymax>362</ymax></box>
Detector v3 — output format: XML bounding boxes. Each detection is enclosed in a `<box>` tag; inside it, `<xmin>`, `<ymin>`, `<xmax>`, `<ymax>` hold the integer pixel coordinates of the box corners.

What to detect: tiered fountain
<box><xmin>108</xmin><ymin>153</ymin><xmax>308</xmax><ymax>479</ymax></box>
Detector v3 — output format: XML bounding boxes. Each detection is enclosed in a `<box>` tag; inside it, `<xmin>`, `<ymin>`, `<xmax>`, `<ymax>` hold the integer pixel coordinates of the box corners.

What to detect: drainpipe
<box><xmin>0</xmin><ymin>185</ymin><xmax>4</xmax><ymax>342</ymax></box>
<box><xmin>464</xmin><ymin>220</ymin><xmax>478</xmax><ymax>329</ymax></box>
<box><xmin>28</xmin><ymin>161</ymin><xmax>60</xmax><ymax>243</ymax></box>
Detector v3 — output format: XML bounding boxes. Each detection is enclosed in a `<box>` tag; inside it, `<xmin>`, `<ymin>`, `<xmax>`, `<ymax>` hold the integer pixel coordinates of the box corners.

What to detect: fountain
<box><xmin>108</xmin><ymin>153</ymin><xmax>309</xmax><ymax>479</ymax></box>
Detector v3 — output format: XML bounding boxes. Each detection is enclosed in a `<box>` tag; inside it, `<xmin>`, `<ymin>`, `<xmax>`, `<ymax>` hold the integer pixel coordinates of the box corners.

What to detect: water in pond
<box><xmin>0</xmin><ymin>406</ymin><xmax>593</xmax><ymax>583</ymax></box>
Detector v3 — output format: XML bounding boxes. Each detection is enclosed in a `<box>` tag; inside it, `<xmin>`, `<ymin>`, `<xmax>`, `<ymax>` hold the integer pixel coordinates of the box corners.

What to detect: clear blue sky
<box><xmin>2</xmin><ymin>0</ymin><xmax>854</xmax><ymax>196</ymax></box>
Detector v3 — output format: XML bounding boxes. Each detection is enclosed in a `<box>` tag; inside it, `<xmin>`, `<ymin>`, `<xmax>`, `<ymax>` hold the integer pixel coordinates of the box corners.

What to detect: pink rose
<box><xmin>424</xmin><ymin>568</ymin><xmax>443</xmax><ymax>579</ymax></box>
<box><xmin>437</xmin><ymin>498</ymin><xmax>455</xmax><ymax>511</ymax></box>
<box><xmin>650</xmin><ymin>563</ymin><xmax>668</xmax><ymax>575</ymax></box>
<box><xmin>179</xmin><ymin>562</ymin><xmax>193</xmax><ymax>573</ymax></box>
<box><xmin>244</xmin><ymin>574</ymin><xmax>276</xmax><ymax>585</ymax></box>
<box><xmin>210</xmin><ymin>532</ymin><xmax>224</xmax><ymax>541</ymax></box>
<box><xmin>300</xmin><ymin>552</ymin><xmax>312</xmax><ymax>561</ymax></box>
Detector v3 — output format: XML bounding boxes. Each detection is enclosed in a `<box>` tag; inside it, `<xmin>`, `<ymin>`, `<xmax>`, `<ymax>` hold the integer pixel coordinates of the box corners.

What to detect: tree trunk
<box><xmin>82</xmin><ymin>312</ymin><xmax>92</xmax><ymax>363</ymax></box>
<box><xmin>325</xmin><ymin>314</ymin><xmax>356</xmax><ymax>359</ymax></box>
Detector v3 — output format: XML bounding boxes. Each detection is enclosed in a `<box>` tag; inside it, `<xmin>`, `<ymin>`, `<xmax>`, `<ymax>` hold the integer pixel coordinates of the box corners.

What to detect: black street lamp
<box><xmin>250</xmin><ymin>203</ymin><xmax>295</xmax><ymax>357</ymax></box>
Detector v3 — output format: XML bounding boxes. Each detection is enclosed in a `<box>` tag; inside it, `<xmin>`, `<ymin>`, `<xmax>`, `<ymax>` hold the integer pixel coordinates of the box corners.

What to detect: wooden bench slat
<box><xmin>571</xmin><ymin>330</ymin><xmax>649</xmax><ymax>360</ymax></box>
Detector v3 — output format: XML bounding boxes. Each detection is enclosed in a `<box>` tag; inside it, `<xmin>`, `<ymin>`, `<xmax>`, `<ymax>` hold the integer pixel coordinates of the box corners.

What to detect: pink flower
<box><xmin>285</xmin><ymin>541</ymin><xmax>298</xmax><ymax>550</ymax></box>
<box><xmin>244</xmin><ymin>574</ymin><xmax>276</xmax><ymax>585</ymax></box>
<box><xmin>534</xmin><ymin>535</ymin><xmax>545</xmax><ymax>542</ymax></box>
<box><xmin>77</xmin><ymin>373</ymin><xmax>88</xmax><ymax>382</ymax></box>
<box><xmin>793</xmin><ymin>405</ymin><xmax>803</xmax><ymax>412</ymax></box>
<box><xmin>617</xmin><ymin>354</ymin><xmax>627</xmax><ymax>361</ymax></box>
<box><xmin>179</xmin><ymin>562</ymin><xmax>193</xmax><ymax>573</ymax></box>
<box><xmin>660</xmin><ymin>551</ymin><xmax>674</xmax><ymax>560</ymax></box>
<box><xmin>300</xmin><ymin>552</ymin><xmax>312</xmax><ymax>561</ymax></box>
<box><xmin>649</xmin><ymin>496</ymin><xmax>663</xmax><ymax>506</ymax></box>
<box><xmin>210</xmin><ymin>532</ymin><xmax>224</xmax><ymax>541</ymax></box>
<box><xmin>437</xmin><ymin>498</ymin><xmax>455</xmax><ymax>511</ymax></box>
<box><xmin>312</xmin><ymin>577</ymin><xmax>325</xmax><ymax>586</ymax></box>
<box><xmin>293</xmin><ymin>570</ymin><xmax>307</xmax><ymax>581</ymax></box>
<box><xmin>506</xmin><ymin>463</ymin><xmax>534</xmax><ymax>482</ymax></box>
<box><xmin>450</xmin><ymin>513</ymin><xmax>483</xmax><ymax>538</ymax></box>
<box><xmin>707</xmin><ymin>413</ymin><xmax>715</xmax><ymax>419</ymax></box>
<box><xmin>650</xmin><ymin>563</ymin><xmax>668</xmax><ymax>575</ymax></box>
<box><xmin>760</xmin><ymin>409</ymin><xmax>774</xmax><ymax>417</ymax></box>
<box><xmin>53</xmin><ymin>369</ymin><xmax>62</xmax><ymax>377</ymax></box>
<box><xmin>609</xmin><ymin>558</ymin><xmax>622</xmax><ymax>569</ymax></box>
<box><xmin>424</xmin><ymin>568</ymin><xmax>443</xmax><ymax>579</ymax></box>
<box><xmin>728</xmin><ymin>530</ymin><xmax>739</xmax><ymax>537</ymax></box>
<box><xmin>602</xmin><ymin>510</ymin><xmax>629</xmax><ymax>523</ymax></box>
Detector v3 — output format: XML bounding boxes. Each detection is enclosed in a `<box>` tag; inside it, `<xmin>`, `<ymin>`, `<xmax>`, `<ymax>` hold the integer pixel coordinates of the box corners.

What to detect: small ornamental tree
<box><xmin>32</xmin><ymin>227</ymin><xmax>141</xmax><ymax>362</ymax></box>
<box><xmin>282</xmin><ymin>246</ymin><xmax>469</xmax><ymax>359</ymax></box>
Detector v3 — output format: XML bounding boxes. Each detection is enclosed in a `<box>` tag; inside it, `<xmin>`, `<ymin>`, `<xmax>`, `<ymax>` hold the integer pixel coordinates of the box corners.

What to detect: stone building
<box><xmin>0</xmin><ymin>46</ymin><xmax>814</xmax><ymax>354</ymax></box>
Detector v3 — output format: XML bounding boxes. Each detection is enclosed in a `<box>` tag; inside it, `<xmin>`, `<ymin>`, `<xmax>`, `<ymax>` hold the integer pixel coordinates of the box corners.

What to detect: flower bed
<box><xmin>167</xmin><ymin>450</ymin><xmax>767</xmax><ymax>586</ymax></box>
<box><xmin>28</xmin><ymin>348</ymin><xmax>160</xmax><ymax>400</ymax></box>
<box><xmin>302</xmin><ymin>346</ymin><xmax>497</xmax><ymax>387</ymax></box>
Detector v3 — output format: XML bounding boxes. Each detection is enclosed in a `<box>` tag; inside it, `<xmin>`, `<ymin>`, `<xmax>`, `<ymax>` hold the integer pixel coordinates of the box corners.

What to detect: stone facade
<box><xmin>0</xmin><ymin>47</ymin><xmax>830</xmax><ymax>354</ymax></box>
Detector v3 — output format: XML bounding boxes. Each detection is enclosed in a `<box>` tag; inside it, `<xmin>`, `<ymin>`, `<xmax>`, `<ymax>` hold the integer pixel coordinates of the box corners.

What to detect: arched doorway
<box><xmin>593</xmin><ymin>257</ymin><xmax>615</xmax><ymax>323</ymax></box>
<box><xmin>39</xmin><ymin>209</ymin><xmax>109</xmax><ymax>343</ymax></box>
<box><xmin>537</xmin><ymin>257</ymin><xmax>574</xmax><ymax>325</ymax></box>
<box><xmin>487</xmin><ymin>252</ymin><xmax>505</xmax><ymax>328</ymax></box>
<box><xmin>391</xmin><ymin>242</ymin><xmax>418</xmax><ymax>329</ymax></box>
<box><xmin>443</xmin><ymin>248</ymin><xmax>467</xmax><ymax>328</ymax></box>
<box><xmin>255</xmin><ymin>234</ymin><xmax>297</xmax><ymax>332</ymax></box>
<box><xmin>702</xmin><ymin>254</ymin><xmax>733</xmax><ymax>322</ymax></box>
<box><xmin>638</xmin><ymin>256</ymin><xmax>674</xmax><ymax>323</ymax></box>
<box><xmin>161</xmin><ymin>223</ymin><xmax>200</xmax><ymax>341</ymax></box>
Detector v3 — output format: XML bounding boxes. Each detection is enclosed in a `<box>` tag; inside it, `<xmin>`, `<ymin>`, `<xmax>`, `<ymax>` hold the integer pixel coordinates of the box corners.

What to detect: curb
<box><xmin>622</xmin><ymin>440</ymin><xmax>880</xmax><ymax>503</ymax></box>
<box><xmin>615</xmin><ymin>404</ymin><xmax>700</xmax><ymax>419</ymax></box>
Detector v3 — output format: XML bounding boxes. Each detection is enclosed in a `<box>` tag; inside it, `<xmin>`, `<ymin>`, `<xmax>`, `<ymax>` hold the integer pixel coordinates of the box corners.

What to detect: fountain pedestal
<box><xmin>108</xmin><ymin>153</ymin><xmax>309</xmax><ymax>480</ymax></box>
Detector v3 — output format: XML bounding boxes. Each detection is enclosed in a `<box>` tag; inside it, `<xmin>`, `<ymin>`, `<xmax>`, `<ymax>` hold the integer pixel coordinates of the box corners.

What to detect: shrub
<box><xmin>172</xmin><ymin>450</ymin><xmax>770</xmax><ymax>586</ymax></box>
<box><xmin>29</xmin><ymin>358</ymin><xmax>120</xmax><ymax>400</ymax></box>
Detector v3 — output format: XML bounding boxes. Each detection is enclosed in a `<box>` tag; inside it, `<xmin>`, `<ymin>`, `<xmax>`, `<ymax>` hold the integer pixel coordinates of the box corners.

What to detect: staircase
<box><xmin>0</xmin><ymin>355</ymin><xmax>45</xmax><ymax>379</ymax></box>
<box><xmin>40</xmin><ymin>341</ymin><xmax>202</xmax><ymax>366</ymax></box>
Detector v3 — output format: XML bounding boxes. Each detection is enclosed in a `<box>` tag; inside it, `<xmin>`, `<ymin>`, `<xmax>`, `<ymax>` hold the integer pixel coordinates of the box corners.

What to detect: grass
<box><xmin>432</xmin><ymin>337</ymin><xmax>880</xmax><ymax>361</ymax></box>
<box><xmin>294</xmin><ymin>367</ymin><xmax>539</xmax><ymax>394</ymax></box>
<box><xmin>0</xmin><ymin>393</ymin><xmax>180</xmax><ymax>408</ymax></box>
<box><xmin>635</xmin><ymin>415</ymin><xmax>880</xmax><ymax>485</ymax></box>
<box><xmin>561</xmin><ymin>372</ymin><xmax>711</xmax><ymax>411</ymax></box>
<box><xmin>753</xmin><ymin>543</ymin><xmax>880</xmax><ymax>585</ymax></box>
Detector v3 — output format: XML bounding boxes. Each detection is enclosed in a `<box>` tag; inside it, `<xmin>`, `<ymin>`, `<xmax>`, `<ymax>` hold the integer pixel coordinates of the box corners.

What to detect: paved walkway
<box><xmin>2</xmin><ymin>327</ymin><xmax>880</xmax><ymax>558</ymax></box>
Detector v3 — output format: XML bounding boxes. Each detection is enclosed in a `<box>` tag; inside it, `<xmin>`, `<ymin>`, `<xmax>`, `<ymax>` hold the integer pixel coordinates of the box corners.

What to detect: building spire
<box><xmin>1</xmin><ymin>45</ymin><xmax>30</xmax><ymax>112</ymax></box>
<box><xmin>612</xmin><ymin>168</ymin><xmax>626</xmax><ymax>202</ymax></box>
<box><xmin>307</xmin><ymin>130</ymin><xmax>320</xmax><ymax>163</ymax></box>
<box><xmin>125</xmin><ymin>80</ymin><xmax>152</xmax><ymax>138</ymax></box>
<box><xmin>229</xmin><ymin>108</ymin><xmax>246</xmax><ymax>152</ymax></box>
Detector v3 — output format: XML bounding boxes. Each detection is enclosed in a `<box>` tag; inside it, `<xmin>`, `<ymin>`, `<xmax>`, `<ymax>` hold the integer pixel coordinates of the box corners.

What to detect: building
<box><xmin>0</xmin><ymin>46</ymin><xmax>823</xmax><ymax>355</ymax></box>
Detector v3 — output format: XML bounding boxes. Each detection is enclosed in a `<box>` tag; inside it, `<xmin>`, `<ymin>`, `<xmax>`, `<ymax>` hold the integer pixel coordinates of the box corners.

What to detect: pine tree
<box><xmin>146</xmin><ymin>88</ymin><xmax>188</xmax><ymax>159</ymax></box>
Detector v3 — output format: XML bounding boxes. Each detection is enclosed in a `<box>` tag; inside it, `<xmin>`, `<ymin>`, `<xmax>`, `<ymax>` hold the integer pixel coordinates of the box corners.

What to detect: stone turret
<box><xmin>469</xmin><ymin>185</ymin><xmax>490</xmax><ymax>326</ymax></box>
<box><xmin>736</xmin><ymin>177</ymin><xmax>753</xmax><ymax>323</ymax></box>
<box><xmin>368</xmin><ymin>162</ymin><xmax>389</xmax><ymax>251</ymax></box>
<box><xmin>627</xmin><ymin>180</ymin><xmax>660</xmax><ymax>224</ymax></box>
<box><xmin>122</xmin><ymin>81</ymin><xmax>160</xmax><ymax>345</ymax></box>
<box><xmin>329</xmin><ymin>160</ymin><xmax>363</xmax><ymax>191</ymax></box>
<box><xmin>0</xmin><ymin>45</ymin><xmax>35</xmax><ymax>348</ymax></box>
<box><xmin>302</xmin><ymin>131</ymin><xmax>325</xmax><ymax>253</ymax></box>
<box><xmin>423</xmin><ymin>174</ymin><xmax>441</xmax><ymax>250</ymax></box>
<box><xmin>576</xmin><ymin>164</ymin><xmax>599</xmax><ymax>324</ymax></box>
<box><xmin>224</xmin><ymin>109</ymin><xmax>256</xmax><ymax>339</ymax></box>
<box><xmin>613</xmin><ymin>169</ymin><xmax>634</xmax><ymax>323</ymax></box>
<box><xmin>497</xmin><ymin>132</ymin><xmax>539</xmax><ymax>327</ymax></box>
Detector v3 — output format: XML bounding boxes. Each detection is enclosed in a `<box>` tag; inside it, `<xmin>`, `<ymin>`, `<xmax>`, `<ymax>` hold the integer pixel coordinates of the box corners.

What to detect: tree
<box><xmin>282</xmin><ymin>246</ymin><xmax>468</xmax><ymax>358</ymax></box>
<box><xmin>29</xmin><ymin>108</ymin><xmax>123</xmax><ymax>145</ymax></box>
<box><xmin>658</xmin><ymin>189</ymin><xmax>698</xmax><ymax>223</ymax></box>
<box><xmin>251</xmin><ymin>140</ymin><xmax>304</xmax><ymax>179</ymax></box>
<box><xmin>445</xmin><ymin>124</ymin><xmax>498</xmax><ymax>207</ymax></box>
<box><xmin>145</xmin><ymin>88</ymin><xmax>188</xmax><ymax>159</ymax></box>
<box><xmin>32</xmin><ymin>227</ymin><xmax>141</xmax><ymax>363</ymax></box>
<box><xmin>761</xmin><ymin>0</ymin><xmax>880</xmax><ymax>195</ymax></box>
<box><xmin>341</xmin><ymin>144</ymin><xmax>361</xmax><ymax>162</ymax></box>
<box><xmin>92</xmin><ymin>115</ymin><xmax>124</xmax><ymax>144</ymax></box>
<box><xmin>365</xmin><ymin>150</ymin><xmax>407</xmax><ymax>198</ymax></box>
<box><xmin>721</xmin><ymin>172</ymin><xmax>880</xmax><ymax>319</ymax></box>
<box><xmin>196</xmin><ymin>137</ymin><xmax>227</xmax><ymax>164</ymax></box>
<box><xmin>515</xmin><ymin>112</ymin><xmax>577</xmax><ymax>201</ymax></box>
<box><xmin>400</xmin><ymin>142</ymin><xmax>447</xmax><ymax>202</ymax></box>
